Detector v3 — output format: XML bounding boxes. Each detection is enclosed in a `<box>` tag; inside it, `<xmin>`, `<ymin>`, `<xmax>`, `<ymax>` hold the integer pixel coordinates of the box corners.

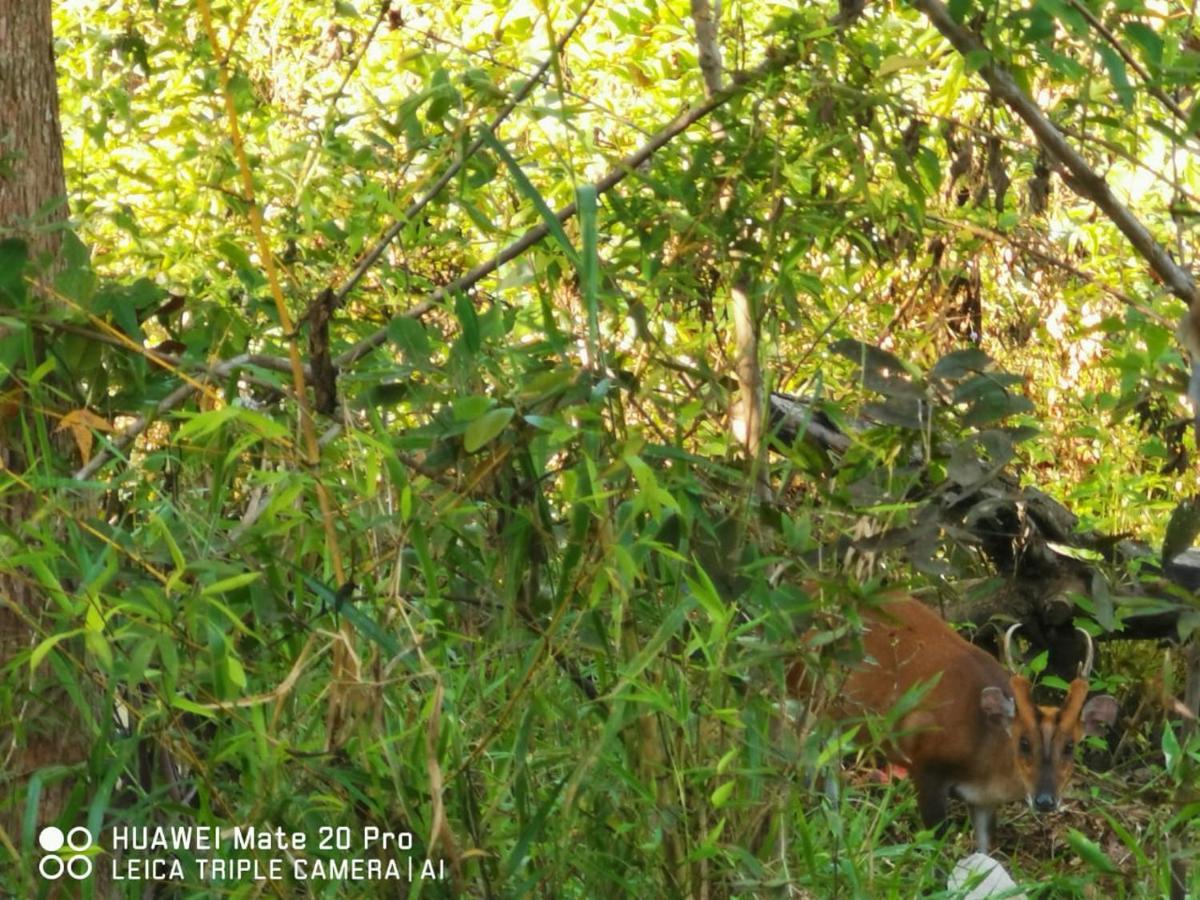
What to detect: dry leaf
<box><xmin>56</xmin><ymin>408</ymin><xmax>114</xmax><ymax>464</ymax></box>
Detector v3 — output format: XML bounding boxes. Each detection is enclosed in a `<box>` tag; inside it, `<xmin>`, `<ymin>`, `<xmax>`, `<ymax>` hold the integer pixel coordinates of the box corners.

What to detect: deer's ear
<box><xmin>980</xmin><ymin>686</ymin><xmax>1014</xmax><ymax>727</ymax></box>
<box><xmin>1080</xmin><ymin>695</ymin><xmax>1118</xmax><ymax>736</ymax></box>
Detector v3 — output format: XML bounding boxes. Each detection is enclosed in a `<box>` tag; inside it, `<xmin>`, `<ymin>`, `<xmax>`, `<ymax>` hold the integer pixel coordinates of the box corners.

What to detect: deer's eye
<box><xmin>1064</xmin><ymin>739</ymin><xmax>1075</xmax><ymax>754</ymax></box>
<box><xmin>1019</xmin><ymin>737</ymin><xmax>1032</xmax><ymax>755</ymax></box>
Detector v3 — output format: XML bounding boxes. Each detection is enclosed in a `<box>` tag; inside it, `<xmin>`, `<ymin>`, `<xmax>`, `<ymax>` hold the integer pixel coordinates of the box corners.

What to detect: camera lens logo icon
<box><xmin>38</xmin><ymin>826</ymin><xmax>94</xmax><ymax>880</ymax></box>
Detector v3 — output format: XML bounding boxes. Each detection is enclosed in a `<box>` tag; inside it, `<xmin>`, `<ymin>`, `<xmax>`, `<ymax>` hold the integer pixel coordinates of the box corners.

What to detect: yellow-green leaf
<box><xmin>1066</xmin><ymin>828</ymin><xmax>1119</xmax><ymax>874</ymax></box>
<box><xmin>464</xmin><ymin>407</ymin><xmax>514</xmax><ymax>453</ymax></box>
<box><xmin>878</xmin><ymin>55</ymin><xmax>926</xmax><ymax>76</ymax></box>
<box><xmin>171</xmin><ymin>695</ymin><xmax>216</xmax><ymax>718</ymax></box>
<box><xmin>30</xmin><ymin>630</ymin><xmax>84</xmax><ymax>673</ymax></box>
<box><xmin>226</xmin><ymin>655</ymin><xmax>247</xmax><ymax>689</ymax></box>
<box><xmin>200</xmin><ymin>571</ymin><xmax>263</xmax><ymax>596</ymax></box>
<box><xmin>710</xmin><ymin>781</ymin><xmax>735</xmax><ymax>808</ymax></box>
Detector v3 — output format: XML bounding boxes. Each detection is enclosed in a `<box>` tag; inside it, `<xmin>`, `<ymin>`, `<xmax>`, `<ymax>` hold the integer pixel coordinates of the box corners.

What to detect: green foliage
<box><xmin>2</xmin><ymin>0</ymin><xmax>1199</xmax><ymax>895</ymax></box>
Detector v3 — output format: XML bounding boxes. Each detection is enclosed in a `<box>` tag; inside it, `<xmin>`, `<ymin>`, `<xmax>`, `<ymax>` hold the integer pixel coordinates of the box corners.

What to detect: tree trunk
<box><xmin>0</xmin><ymin>0</ymin><xmax>67</xmax><ymax>260</ymax></box>
<box><xmin>0</xmin><ymin>1</ymin><xmax>91</xmax><ymax>891</ymax></box>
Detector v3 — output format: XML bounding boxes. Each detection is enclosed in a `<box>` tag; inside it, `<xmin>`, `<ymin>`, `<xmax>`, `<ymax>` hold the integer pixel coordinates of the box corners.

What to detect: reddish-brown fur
<box><xmin>802</xmin><ymin>596</ymin><xmax>1117</xmax><ymax>852</ymax></box>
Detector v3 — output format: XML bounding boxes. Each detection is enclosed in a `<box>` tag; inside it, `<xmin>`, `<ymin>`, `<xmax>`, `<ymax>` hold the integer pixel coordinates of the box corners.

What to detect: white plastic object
<box><xmin>947</xmin><ymin>852</ymin><xmax>1028</xmax><ymax>899</ymax></box>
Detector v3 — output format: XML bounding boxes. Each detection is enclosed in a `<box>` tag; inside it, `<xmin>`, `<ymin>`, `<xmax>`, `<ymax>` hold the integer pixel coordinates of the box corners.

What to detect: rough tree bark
<box><xmin>0</xmin><ymin>0</ymin><xmax>92</xmax><ymax>888</ymax></box>
<box><xmin>0</xmin><ymin>2</ymin><xmax>66</xmax><ymax>258</ymax></box>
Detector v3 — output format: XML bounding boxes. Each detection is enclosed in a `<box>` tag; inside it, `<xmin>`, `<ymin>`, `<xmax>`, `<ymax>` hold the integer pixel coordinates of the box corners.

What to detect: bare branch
<box><xmin>691</xmin><ymin>0</ymin><xmax>723</xmax><ymax>96</ymax></box>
